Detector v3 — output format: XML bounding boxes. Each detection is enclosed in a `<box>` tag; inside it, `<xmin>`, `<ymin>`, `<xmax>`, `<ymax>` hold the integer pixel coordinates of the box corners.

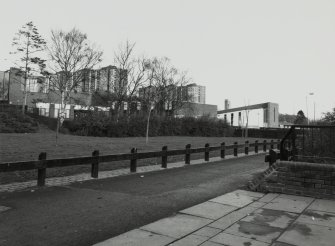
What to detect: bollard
<box><xmin>37</xmin><ymin>152</ymin><xmax>47</xmax><ymax>186</ymax></box>
<box><xmin>270</xmin><ymin>140</ymin><xmax>274</xmax><ymax>149</ymax></box>
<box><xmin>91</xmin><ymin>150</ymin><xmax>99</xmax><ymax>178</ymax></box>
<box><xmin>205</xmin><ymin>143</ymin><xmax>210</xmax><ymax>161</ymax></box>
<box><xmin>234</xmin><ymin>142</ymin><xmax>238</xmax><ymax>157</ymax></box>
<box><xmin>245</xmin><ymin>141</ymin><xmax>249</xmax><ymax>155</ymax></box>
<box><xmin>220</xmin><ymin>142</ymin><xmax>225</xmax><ymax>159</ymax></box>
<box><xmin>185</xmin><ymin>144</ymin><xmax>191</xmax><ymax>164</ymax></box>
<box><xmin>130</xmin><ymin>148</ymin><xmax>137</xmax><ymax>172</ymax></box>
<box><xmin>263</xmin><ymin>140</ymin><xmax>267</xmax><ymax>152</ymax></box>
<box><xmin>161</xmin><ymin>146</ymin><xmax>168</xmax><ymax>168</ymax></box>
<box><xmin>255</xmin><ymin>140</ymin><xmax>258</xmax><ymax>153</ymax></box>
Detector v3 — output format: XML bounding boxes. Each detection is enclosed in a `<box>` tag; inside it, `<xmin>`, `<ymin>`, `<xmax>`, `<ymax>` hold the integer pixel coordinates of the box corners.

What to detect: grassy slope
<box><xmin>0</xmin><ymin>126</ymin><xmax>267</xmax><ymax>162</ymax></box>
<box><xmin>0</xmin><ymin>127</ymin><xmax>270</xmax><ymax>184</ymax></box>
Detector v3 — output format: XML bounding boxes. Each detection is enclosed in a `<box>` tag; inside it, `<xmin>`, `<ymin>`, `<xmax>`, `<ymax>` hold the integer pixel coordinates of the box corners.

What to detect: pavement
<box><xmin>0</xmin><ymin>153</ymin><xmax>267</xmax><ymax>246</ymax></box>
<box><xmin>0</xmin><ymin>151</ymin><xmax>261</xmax><ymax>193</ymax></box>
<box><xmin>94</xmin><ymin>190</ymin><xmax>335</xmax><ymax>246</ymax></box>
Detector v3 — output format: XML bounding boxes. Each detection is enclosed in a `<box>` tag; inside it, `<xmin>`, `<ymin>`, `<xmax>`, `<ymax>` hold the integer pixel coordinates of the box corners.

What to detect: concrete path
<box><xmin>0</xmin><ymin>151</ymin><xmax>260</xmax><ymax>193</ymax></box>
<box><xmin>95</xmin><ymin>190</ymin><xmax>335</xmax><ymax>246</ymax></box>
<box><xmin>0</xmin><ymin>154</ymin><xmax>266</xmax><ymax>246</ymax></box>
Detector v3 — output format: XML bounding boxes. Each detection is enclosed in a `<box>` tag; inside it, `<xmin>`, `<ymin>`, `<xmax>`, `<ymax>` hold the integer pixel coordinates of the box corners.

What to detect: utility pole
<box><xmin>7</xmin><ymin>69</ymin><xmax>11</xmax><ymax>103</ymax></box>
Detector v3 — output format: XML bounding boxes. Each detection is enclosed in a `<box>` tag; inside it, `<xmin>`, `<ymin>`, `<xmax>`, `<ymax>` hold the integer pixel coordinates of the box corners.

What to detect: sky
<box><xmin>0</xmin><ymin>0</ymin><xmax>334</xmax><ymax>119</ymax></box>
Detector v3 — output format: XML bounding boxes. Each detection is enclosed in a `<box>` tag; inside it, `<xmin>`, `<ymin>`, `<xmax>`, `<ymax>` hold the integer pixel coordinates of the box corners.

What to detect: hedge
<box><xmin>62</xmin><ymin>115</ymin><xmax>233</xmax><ymax>137</ymax></box>
<box><xmin>0</xmin><ymin>111</ymin><xmax>39</xmax><ymax>133</ymax></box>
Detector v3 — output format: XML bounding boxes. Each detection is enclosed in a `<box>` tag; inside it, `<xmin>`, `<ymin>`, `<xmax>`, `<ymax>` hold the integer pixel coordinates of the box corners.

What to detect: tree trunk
<box><xmin>55</xmin><ymin>91</ymin><xmax>66</xmax><ymax>146</ymax></box>
<box><xmin>22</xmin><ymin>34</ymin><xmax>30</xmax><ymax>114</ymax></box>
<box><xmin>146</xmin><ymin>108</ymin><xmax>152</xmax><ymax>144</ymax></box>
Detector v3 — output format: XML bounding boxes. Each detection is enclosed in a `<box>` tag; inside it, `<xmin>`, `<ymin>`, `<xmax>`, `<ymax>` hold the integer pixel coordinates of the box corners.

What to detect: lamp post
<box><xmin>306</xmin><ymin>92</ymin><xmax>314</xmax><ymax>124</ymax></box>
<box><xmin>2</xmin><ymin>69</ymin><xmax>11</xmax><ymax>103</ymax></box>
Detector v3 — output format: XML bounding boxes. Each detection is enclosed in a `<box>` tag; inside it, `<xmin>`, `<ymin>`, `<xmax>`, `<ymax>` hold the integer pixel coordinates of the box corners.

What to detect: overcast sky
<box><xmin>0</xmin><ymin>0</ymin><xmax>334</xmax><ymax>118</ymax></box>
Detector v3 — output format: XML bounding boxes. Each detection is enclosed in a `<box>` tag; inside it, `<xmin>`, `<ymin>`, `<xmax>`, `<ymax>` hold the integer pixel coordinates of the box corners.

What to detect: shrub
<box><xmin>63</xmin><ymin>114</ymin><xmax>232</xmax><ymax>138</ymax></box>
<box><xmin>0</xmin><ymin>112</ymin><xmax>38</xmax><ymax>133</ymax></box>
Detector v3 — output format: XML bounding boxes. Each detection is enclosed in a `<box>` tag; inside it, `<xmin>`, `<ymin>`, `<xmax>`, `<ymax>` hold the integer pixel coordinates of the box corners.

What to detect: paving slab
<box><xmin>262</xmin><ymin>194</ymin><xmax>314</xmax><ymax>213</ymax></box>
<box><xmin>249</xmin><ymin>201</ymin><xmax>267</xmax><ymax>208</ymax></box>
<box><xmin>180</xmin><ymin>201</ymin><xmax>238</xmax><ymax>220</ymax></box>
<box><xmin>210</xmin><ymin>191</ymin><xmax>258</xmax><ymax>207</ymax></box>
<box><xmin>141</xmin><ymin>214</ymin><xmax>212</xmax><ymax>239</ymax></box>
<box><xmin>297</xmin><ymin>209</ymin><xmax>335</xmax><ymax>228</ymax></box>
<box><xmin>192</xmin><ymin>226</ymin><xmax>222</xmax><ymax>238</ymax></box>
<box><xmin>234</xmin><ymin>189</ymin><xmax>265</xmax><ymax>198</ymax></box>
<box><xmin>277</xmin><ymin>222</ymin><xmax>335</xmax><ymax>246</ymax></box>
<box><xmin>307</xmin><ymin>199</ymin><xmax>335</xmax><ymax>213</ymax></box>
<box><xmin>93</xmin><ymin>229</ymin><xmax>175</xmax><ymax>246</ymax></box>
<box><xmin>200</xmin><ymin>241</ymin><xmax>224</xmax><ymax>246</ymax></box>
<box><xmin>0</xmin><ymin>205</ymin><xmax>11</xmax><ymax>213</ymax></box>
<box><xmin>210</xmin><ymin>231</ymin><xmax>269</xmax><ymax>246</ymax></box>
<box><xmin>224</xmin><ymin>220</ymin><xmax>282</xmax><ymax>243</ymax></box>
<box><xmin>242</xmin><ymin>208</ymin><xmax>298</xmax><ymax>229</ymax></box>
<box><xmin>209</xmin><ymin>206</ymin><xmax>258</xmax><ymax>230</ymax></box>
<box><xmin>168</xmin><ymin>234</ymin><xmax>208</xmax><ymax>246</ymax></box>
<box><xmin>258</xmin><ymin>193</ymin><xmax>280</xmax><ymax>203</ymax></box>
<box><xmin>270</xmin><ymin>242</ymin><xmax>295</xmax><ymax>246</ymax></box>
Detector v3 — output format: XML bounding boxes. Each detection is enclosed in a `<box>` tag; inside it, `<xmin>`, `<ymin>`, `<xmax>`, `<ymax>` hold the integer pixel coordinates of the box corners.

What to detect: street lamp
<box><xmin>306</xmin><ymin>92</ymin><xmax>314</xmax><ymax>124</ymax></box>
<box><xmin>2</xmin><ymin>69</ymin><xmax>11</xmax><ymax>103</ymax></box>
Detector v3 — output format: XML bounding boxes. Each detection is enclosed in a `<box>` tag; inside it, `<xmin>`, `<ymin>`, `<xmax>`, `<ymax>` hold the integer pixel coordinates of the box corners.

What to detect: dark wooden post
<box><xmin>185</xmin><ymin>144</ymin><xmax>191</xmax><ymax>164</ymax></box>
<box><xmin>130</xmin><ymin>148</ymin><xmax>137</xmax><ymax>172</ymax></box>
<box><xmin>270</xmin><ymin>139</ymin><xmax>274</xmax><ymax>149</ymax></box>
<box><xmin>263</xmin><ymin>140</ymin><xmax>267</xmax><ymax>152</ymax></box>
<box><xmin>91</xmin><ymin>150</ymin><xmax>99</xmax><ymax>178</ymax></box>
<box><xmin>234</xmin><ymin>142</ymin><xmax>238</xmax><ymax>157</ymax></box>
<box><xmin>220</xmin><ymin>142</ymin><xmax>225</xmax><ymax>159</ymax></box>
<box><xmin>255</xmin><ymin>140</ymin><xmax>258</xmax><ymax>153</ymax></box>
<box><xmin>245</xmin><ymin>141</ymin><xmax>249</xmax><ymax>155</ymax></box>
<box><xmin>161</xmin><ymin>146</ymin><xmax>168</xmax><ymax>168</ymax></box>
<box><xmin>277</xmin><ymin>139</ymin><xmax>280</xmax><ymax>150</ymax></box>
<box><xmin>205</xmin><ymin>143</ymin><xmax>210</xmax><ymax>161</ymax></box>
<box><xmin>37</xmin><ymin>152</ymin><xmax>47</xmax><ymax>186</ymax></box>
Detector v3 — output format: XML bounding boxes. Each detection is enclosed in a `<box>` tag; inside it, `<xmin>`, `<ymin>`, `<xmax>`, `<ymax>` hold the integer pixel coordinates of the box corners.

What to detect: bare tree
<box><xmin>143</xmin><ymin>57</ymin><xmax>191</xmax><ymax>116</ymax></box>
<box><xmin>47</xmin><ymin>28</ymin><xmax>103</xmax><ymax>143</ymax></box>
<box><xmin>112</xmin><ymin>41</ymin><xmax>150</xmax><ymax>118</ymax></box>
<box><xmin>11</xmin><ymin>21</ymin><xmax>46</xmax><ymax>112</ymax></box>
<box><xmin>242</xmin><ymin>100</ymin><xmax>250</xmax><ymax>138</ymax></box>
<box><xmin>141</xmin><ymin>57</ymin><xmax>191</xmax><ymax>143</ymax></box>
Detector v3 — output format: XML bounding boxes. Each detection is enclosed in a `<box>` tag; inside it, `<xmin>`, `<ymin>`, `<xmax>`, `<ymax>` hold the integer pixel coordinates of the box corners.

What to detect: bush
<box><xmin>0</xmin><ymin>112</ymin><xmax>38</xmax><ymax>133</ymax></box>
<box><xmin>62</xmin><ymin>114</ymin><xmax>232</xmax><ymax>138</ymax></box>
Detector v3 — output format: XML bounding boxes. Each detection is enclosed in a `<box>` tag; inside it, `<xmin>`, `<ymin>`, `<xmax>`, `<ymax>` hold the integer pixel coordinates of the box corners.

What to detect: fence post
<box><xmin>255</xmin><ymin>140</ymin><xmax>258</xmax><ymax>153</ymax></box>
<box><xmin>245</xmin><ymin>141</ymin><xmax>249</xmax><ymax>155</ymax></box>
<box><xmin>270</xmin><ymin>140</ymin><xmax>274</xmax><ymax>149</ymax></box>
<box><xmin>161</xmin><ymin>146</ymin><xmax>168</xmax><ymax>168</ymax></box>
<box><xmin>37</xmin><ymin>152</ymin><xmax>47</xmax><ymax>186</ymax></box>
<box><xmin>205</xmin><ymin>143</ymin><xmax>210</xmax><ymax>161</ymax></box>
<box><xmin>263</xmin><ymin>140</ymin><xmax>267</xmax><ymax>152</ymax></box>
<box><xmin>185</xmin><ymin>144</ymin><xmax>191</xmax><ymax>164</ymax></box>
<box><xmin>220</xmin><ymin>142</ymin><xmax>225</xmax><ymax>159</ymax></box>
<box><xmin>234</xmin><ymin>142</ymin><xmax>238</xmax><ymax>157</ymax></box>
<box><xmin>91</xmin><ymin>150</ymin><xmax>99</xmax><ymax>178</ymax></box>
<box><xmin>277</xmin><ymin>139</ymin><xmax>280</xmax><ymax>150</ymax></box>
<box><xmin>130</xmin><ymin>148</ymin><xmax>137</xmax><ymax>172</ymax></box>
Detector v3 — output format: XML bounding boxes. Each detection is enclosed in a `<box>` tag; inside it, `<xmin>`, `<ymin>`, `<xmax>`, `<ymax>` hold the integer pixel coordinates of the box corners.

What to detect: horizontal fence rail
<box><xmin>0</xmin><ymin>139</ymin><xmax>279</xmax><ymax>186</ymax></box>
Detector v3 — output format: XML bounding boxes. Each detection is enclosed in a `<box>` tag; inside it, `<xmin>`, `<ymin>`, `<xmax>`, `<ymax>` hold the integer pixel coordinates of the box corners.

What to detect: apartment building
<box><xmin>185</xmin><ymin>83</ymin><xmax>206</xmax><ymax>104</ymax></box>
<box><xmin>0</xmin><ymin>66</ymin><xmax>128</xmax><ymax>107</ymax></box>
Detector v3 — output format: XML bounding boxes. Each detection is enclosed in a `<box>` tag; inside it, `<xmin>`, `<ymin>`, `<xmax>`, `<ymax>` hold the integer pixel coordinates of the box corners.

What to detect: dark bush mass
<box><xmin>0</xmin><ymin>112</ymin><xmax>39</xmax><ymax>133</ymax></box>
<box><xmin>63</xmin><ymin>115</ymin><xmax>231</xmax><ymax>138</ymax></box>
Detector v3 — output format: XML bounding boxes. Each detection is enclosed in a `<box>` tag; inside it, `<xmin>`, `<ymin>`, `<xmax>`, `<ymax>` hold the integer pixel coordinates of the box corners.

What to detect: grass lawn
<box><xmin>0</xmin><ymin>127</ymin><xmax>272</xmax><ymax>184</ymax></box>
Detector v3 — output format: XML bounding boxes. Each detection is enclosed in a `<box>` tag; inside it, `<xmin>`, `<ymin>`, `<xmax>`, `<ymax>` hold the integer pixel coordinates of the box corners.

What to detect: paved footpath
<box><xmin>95</xmin><ymin>190</ymin><xmax>335</xmax><ymax>246</ymax></box>
<box><xmin>0</xmin><ymin>151</ymin><xmax>260</xmax><ymax>193</ymax></box>
<box><xmin>1</xmin><ymin>153</ymin><xmax>267</xmax><ymax>246</ymax></box>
